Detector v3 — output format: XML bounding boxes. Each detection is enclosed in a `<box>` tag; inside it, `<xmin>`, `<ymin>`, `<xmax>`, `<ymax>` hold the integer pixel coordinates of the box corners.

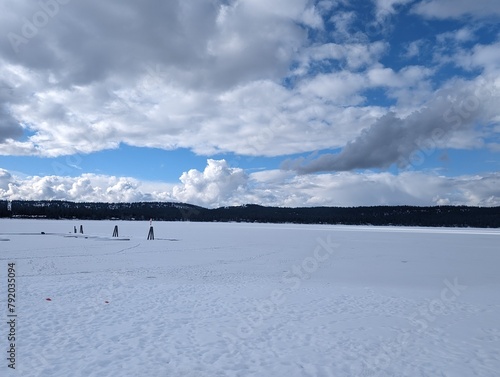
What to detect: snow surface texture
<box><xmin>0</xmin><ymin>220</ymin><xmax>499</xmax><ymax>377</ymax></box>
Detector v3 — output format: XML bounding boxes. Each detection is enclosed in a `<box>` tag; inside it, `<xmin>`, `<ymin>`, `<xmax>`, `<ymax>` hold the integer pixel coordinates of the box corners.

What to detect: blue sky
<box><xmin>0</xmin><ymin>0</ymin><xmax>499</xmax><ymax>207</ymax></box>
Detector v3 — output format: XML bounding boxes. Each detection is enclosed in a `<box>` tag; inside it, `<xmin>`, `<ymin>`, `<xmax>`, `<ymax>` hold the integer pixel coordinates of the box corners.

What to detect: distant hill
<box><xmin>1</xmin><ymin>200</ymin><xmax>499</xmax><ymax>228</ymax></box>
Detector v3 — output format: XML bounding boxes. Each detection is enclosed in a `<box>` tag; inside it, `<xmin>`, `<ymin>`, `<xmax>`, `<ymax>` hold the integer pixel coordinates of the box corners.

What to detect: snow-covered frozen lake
<box><xmin>0</xmin><ymin>219</ymin><xmax>499</xmax><ymax>377</ymax></box>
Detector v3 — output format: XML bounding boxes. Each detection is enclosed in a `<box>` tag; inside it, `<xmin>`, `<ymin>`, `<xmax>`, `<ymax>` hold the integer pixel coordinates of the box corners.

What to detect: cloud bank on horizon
<box><xmin>0</xmin><ymin>0</ymin><xmax>499</xmax><ymax>207</ymax></box>
<box><xmin>2</xmin><ymin>161</ymin><xmax>500</xmax><ymax>207</ymax></box>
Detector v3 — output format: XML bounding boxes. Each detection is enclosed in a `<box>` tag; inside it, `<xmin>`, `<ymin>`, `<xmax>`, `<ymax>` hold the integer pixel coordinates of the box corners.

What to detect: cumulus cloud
<box><xmin>0</xmin><ymin>0</ymin><xmax>397</xmax><ymax>159</ymax></box>
<box><xmin>0</xmin><ymin>0</ymin><xmax>497</xmax><ymax>163</ymax></box>
<box><xmin>283</xmin><ymin>76</ymin><xmax>499</xmax><ymax>173</ymax></box>
<box><xmin>1</xmin><ymin>161</ymin><xmax>499</xmax><ymax>207</ymax></box>
<box><xmin>0</xmin><ymin>169</ymin><xmax>13</xmax><ymax>190</ymax></box>
<box><xmin>0</xmin><ymin>172</ymin><xmax>167</xmax><ymax>203</ymax></box>
<box><xmin>0</xmin><ymin>0</ymin><xmax>430</xmax><ymax>157</ymax></box>
<box><xmin>250</xmin><ymin>170</ymin><xmax>500</xmax><ymax>207</ymax></box>
<box><xmin>0</xmin><ymin>0</ymin><xmax>499</xmax><ymax>213</ymax></box>
<box><xmin>0</xmin><ymin>0</ymin><xmax>310</xmax><ymax>156</ymax></box>
<box><xmin>172</xmin><ymin>159</ymin><xmax>248</xmax><ymax>207</ymax></box>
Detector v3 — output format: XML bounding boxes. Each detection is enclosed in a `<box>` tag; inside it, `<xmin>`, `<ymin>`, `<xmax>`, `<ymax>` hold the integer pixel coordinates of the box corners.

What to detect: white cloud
<box><xmin>172</xmin><ymin>159</ymin><xmax>248</xmax><ymax>207</ymax></box>
<box><xmin>0</xmin><ymin>169</ymin><xmax>13</xmax><ymax>190</ymax></box>
<box><xmin>367</xmin><ymin>0</ymin><xmax>413</xmax><ymax>37</ymax></box>
<box><xmin>0</xmin><ymin>0</ymin><xmax>496</xmax><ymax>163</ymax></box>
<box><xmin>375</xmin><ymin>0</ymin><xmax>413</xmax><ymax>16</ymax></box>
<box><xmin>465</xmin><ymin>42</ymin><xmax>500</xmax><ymax>73</ymax></box>
<box><xmin>436</xmin><ymin>27</ymin><xmax>476</xmax><ymax>44</ymax></box>
<box><xmin>455</xmin><ymin>28</ymin><xmax>476</xmax><ymax>42</ymax></box>
<box><xmin>1</xmin><ymin>161</ymin><xmax>499</xmax><ymax>207</ymax></box>
<box><xmin>0</xmin><ymin>172</ymin><xmax>170</xmax><ymax>203</ymax></box>
<box><xmin>404</xmin><ymin>40</ymin><xmax>425</xmax><ymax>59</ymax></box>
<box><xmin>413</xmin><ymin>0</ymin><xmax>500</xmax><ymax>19</ymax></box>
<box><xmin>299</xmin><ymin>71</ymin><xmax>367</xmax><ymax>105</ymax></box>
<box><xmin>0</xmin><ymin>0</ymin><xmax>498</xmax><ymax>203</ymax></box>
<box><xmin>301</xmin><ymin>41</ymin><xmax>388</xmax><ymax>71</ymax></box>
<box><xmin>299</xmin><ymin>5</ymin><xmax>324</xmax><ymax>29</ymax></box>
<box><xmin>1</xmin><ymin>69</ymin><xmax>395</xmax><ymax>157</ymax></box>
<box><xmin>249</xmin><ymin>170</ymin><xmax>481</xmax><ymax>207</ymax></box>
<box><xmin>0</xmin><ymin>0</ymin><xmax>312</xmax><ymax>155</ymax></box>
<box><xmin>328</xmin><ymin>11</ymin><xmax>360</xmax><ymax>42</ymax></box>
<box><xmin>284</xmin><ymin>76</ymin><xmax>500</xmax><ymax>173</ymax></box>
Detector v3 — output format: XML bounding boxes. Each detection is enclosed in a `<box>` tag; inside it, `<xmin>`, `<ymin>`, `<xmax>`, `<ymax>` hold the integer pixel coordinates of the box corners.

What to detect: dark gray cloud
<box><xmin>0</xmin><ymin>116</ymin><xmax>23</xmax><ymax>142</ymax></box>
<box><xmin>1</xmin><ymin>0</ymin><xmax>304</xmax><ymax>89</ymax></box>
<box><xmin>283</xmin><ymin>79</ymin><xmax>495</xmax><ymax>173</ymax></box>
<box><xmin>0</xmin><ymin>83</ymin><xmax>23</xmax><ymax>142</ymax></box>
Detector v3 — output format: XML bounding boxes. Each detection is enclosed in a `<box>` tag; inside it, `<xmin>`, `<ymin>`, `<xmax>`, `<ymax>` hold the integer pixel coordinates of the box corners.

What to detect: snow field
<box><xmin>0</xmin><ymin>220</ymin><xmax>499</xmax><ymax>376</ymax></box>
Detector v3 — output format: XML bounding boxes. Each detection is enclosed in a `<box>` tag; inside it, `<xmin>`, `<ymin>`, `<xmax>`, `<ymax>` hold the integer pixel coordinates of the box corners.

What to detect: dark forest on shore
<box><xmin>1</xmin><ymin>200</ymin><xmax>499</xmax><ymax>228</ymax></box>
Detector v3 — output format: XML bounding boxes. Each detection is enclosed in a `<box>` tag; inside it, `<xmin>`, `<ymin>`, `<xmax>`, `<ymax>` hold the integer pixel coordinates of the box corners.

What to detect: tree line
<box><xmin>0</xmin><ymin>200</ymin><xmax>499</xmax><ymax>228</ymax></box>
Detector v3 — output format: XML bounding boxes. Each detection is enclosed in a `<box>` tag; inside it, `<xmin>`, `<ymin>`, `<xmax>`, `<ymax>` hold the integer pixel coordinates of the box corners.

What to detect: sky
<box><xmin>0</xmin><ymin>0</ymin><xmax>499</xmax><ymax>208</ymax></box>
